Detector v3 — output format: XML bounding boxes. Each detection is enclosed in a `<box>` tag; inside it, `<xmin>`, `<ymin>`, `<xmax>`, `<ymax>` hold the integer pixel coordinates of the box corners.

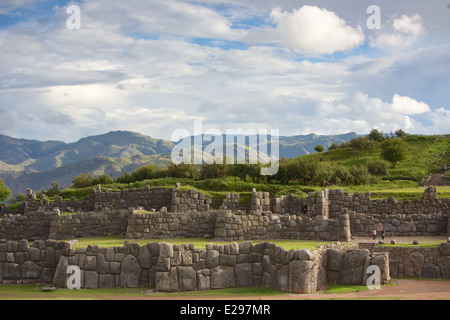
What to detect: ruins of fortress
<box><xmin>0</xmin><ymin>184</ymin><xmax>449</xmax><ymax>292</ymax></box>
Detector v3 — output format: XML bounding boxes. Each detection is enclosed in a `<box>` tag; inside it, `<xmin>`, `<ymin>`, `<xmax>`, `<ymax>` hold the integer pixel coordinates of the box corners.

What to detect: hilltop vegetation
<box><xmin>2</xmin><ymin>131</ymin><xmax>449</xmax><ymax>208</ymax></box>
<box><xmin>7</xmin><ymin>133</ymin><xmax>446</xmax><ymax>209</ymax></box>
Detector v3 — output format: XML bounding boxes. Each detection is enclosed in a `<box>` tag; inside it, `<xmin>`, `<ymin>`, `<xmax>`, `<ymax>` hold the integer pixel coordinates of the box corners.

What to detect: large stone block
<box><xmin>288</xmin><ymin>260</ymin><xmax>318</xmax><ymax>294</ymax></box>
<box><xmin>120</xmin><ymin>255</ymin><xmax>142</xmax><ymax>288</ymax></box>
<box><xmin>21</xmin><ymin>261</ymin><xmax>42</xmax><ymax>280</ymax></box>
<box><xmin>177</xmin><ymin>266</ymin><xmax>197</xmax><ymax>291</ymax></box>
<box><xmin>137</xmin><ymin>245</ymin><xmax>152</xmax><ymax>269</ymax></box>
<box><xmin>160</xmin><ymin>243</ymin><xmax>174</xmax><ymax>258</ymax></box>
<box><xmin>197</xmin><ymin>269</ymin><xmax>211</xmax><ymax>291</ymax></box>
<box><xmin>156</xmin><ymin>268</ymin><xmax>179</xmax><ymax>292</ymax></box>
<box><xmin>211</xmin><ymin>266</ymin><xmax>235</xmax><ymax>289</ymax></box>
<box><xmin>276</xmin><ymin>265</ymin><xmax>289</xmax><ymax>291</ymax></box>
<box><xmin>3</xmin><ymin>263</ymin><xmax>21</xmax><ymax>280</ymax></box>
<box><xmin>339</xmin><ymin>249</ymin><xmax>370</xmax><ymax>285</ymax></box>
<box><xmin>403</xmin><ymin>252</ymin><xmax>424</xmax><ymax>278</ymax></box>
<box><xmin>83</xmin><ymin>255</ymin><xmax>97</xmax><ymax>271</ymax></box>
<box><xmin>206</xmin><ymin>250</ymin><xmax>219</xmax><ymax>268</ymax></box>
<box><xmin>52</xmin><ymin>256</ymin><xmax>69</xmax><ymax>288</ymax></box>
<box><xmin>437</xmin><ymin>256</ymin><xmax>450</xmax><ymax>279</ymax></box>
<box><xmin>326</xmin><ymin>248</ymin><xmax>344</xmax><ymax>271</ymax></box>
<box><xmin>234</xmin><ymin>263</ymin><xmax>253</xmax><ymax>287</ymax></box>
<box><xmin>84</xmin><ymin>271</ymin><xmax>99</xmax><ymax>289</ymax></box>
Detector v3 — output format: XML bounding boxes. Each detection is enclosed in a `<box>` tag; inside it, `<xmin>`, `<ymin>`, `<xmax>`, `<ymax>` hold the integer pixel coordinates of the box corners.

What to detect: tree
<box><xmin>0</xmin><ymin>179</ymin><xmax>11</xmax><ymax>203</ymax></box>
<box><xmin>328</xmin><ymin>142</ymin><xmax>339</xmax><ymax>151</ymax></box>
<box><xmin>381</xmin><ymin>138</ymin><xmax>409</xmax><ymax>168</ymax></box>
<box><xmin>368</xmin><ymin>128</ymin><xmax>385</xmax><ymax>142</ymax></box>
<box><xmin>167</xmin><ymin>163</ymin><xmax>201</xmax><ymax>180</ymax></box>
<box><xmin>45</xmin><ymin>182</ymin><xmax>60</xmax><ymax>197</ymax></box>
<box><xmin>314</xmin><ymin>145</ymin><xmax>325</xmax><ymax>153</ymax></box>
<box><xmin>395</xmin><ymin>129</ymin><xmax>407</xmax><ymax>138</ymax></box>
<box><xmin>289</xmin><ymin>158</ymin><xmax>320</xmax><ymax>186</ymax></box>
<box><xmin>349</xmin><ymin>137</ymin><xmax>373</xmax><ymax>157</ymax></box>
<box><xmin>93</xmin><ymin>174</ymin><xmax>114</xmax><ymax>185</ymax></box>
<box><xmin>72</xmin><ymin>173</ymin><xmax>94</xmax><ymax>188</ymax></box>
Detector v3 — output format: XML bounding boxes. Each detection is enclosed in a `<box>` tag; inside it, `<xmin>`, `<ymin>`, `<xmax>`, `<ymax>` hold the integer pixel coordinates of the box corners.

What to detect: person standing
<box><xmin>372</xmin><ymin>228</ymin><xmax>377</xmax><ymax>240</ymax></box>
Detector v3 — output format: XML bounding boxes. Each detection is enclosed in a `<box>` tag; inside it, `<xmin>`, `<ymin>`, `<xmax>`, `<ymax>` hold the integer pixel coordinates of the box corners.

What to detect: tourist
<box><xmin>372</xmin><ymin>228</ymin><xmax>377</xmax><ymax>240</ymax></box>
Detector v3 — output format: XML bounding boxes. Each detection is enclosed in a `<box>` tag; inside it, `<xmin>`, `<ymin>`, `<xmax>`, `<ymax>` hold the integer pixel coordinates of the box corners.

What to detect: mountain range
<box><xmin>0</xmin><ymin>130</ymin><xmax>359</xmax><ymax>195</ymax></box>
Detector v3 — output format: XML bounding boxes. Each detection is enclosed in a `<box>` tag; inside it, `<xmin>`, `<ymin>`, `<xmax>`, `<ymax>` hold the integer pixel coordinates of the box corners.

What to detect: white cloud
<box><xmin>247</xmin><ymin>6</ymin><xmax>365</xmax><ymax>55</ymax></box>
<box><xmin>370</xmin><ymin>14</ymin><xmax>425</xmax><ymax>49</ymax></box>
<box><xmin>391</xmin><ymin>94</ymin><xmax>431</xmax><ymax>115</ymax></box>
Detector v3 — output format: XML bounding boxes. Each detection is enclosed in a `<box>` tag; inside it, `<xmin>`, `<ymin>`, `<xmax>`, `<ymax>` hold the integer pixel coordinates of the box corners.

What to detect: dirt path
<box><xmin>105</xmin><ymin>279</ymin><xmax>450</xmax><ymax>301</ymax></box>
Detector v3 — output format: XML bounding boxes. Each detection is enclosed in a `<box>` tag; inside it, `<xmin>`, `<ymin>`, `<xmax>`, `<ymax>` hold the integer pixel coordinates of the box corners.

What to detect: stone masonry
<box><xmin>0</xmin><ymin>239</ymin><xmax>390</xmax><ymax>293</ymax></box>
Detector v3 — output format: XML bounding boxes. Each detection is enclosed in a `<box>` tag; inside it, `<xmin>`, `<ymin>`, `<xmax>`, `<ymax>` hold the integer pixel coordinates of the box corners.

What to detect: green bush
<box><xmin>367</xmin><ymin>160</ymin><xmax>390</xmax><ymax>176</ymax></box>
<box><xmin>350</xmin><ymin>166</ymin><xmax>378</xmax><ymax>185</ymax></box>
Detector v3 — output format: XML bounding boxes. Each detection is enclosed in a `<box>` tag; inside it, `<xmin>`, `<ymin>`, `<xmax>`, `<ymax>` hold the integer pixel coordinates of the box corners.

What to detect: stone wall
<box><xmin>0</xmin><ymin>185</ymin><xmax>211</xmax><ymax>215</ymax></box>
<box><xmin>125</xmin><ymin>211</ymin><xmax>217</xmax><ymax>239</ymax></box>
<box><xmin>349</xmin><ymin>212</ymin><xmax>448</xmax><ymax>237</ymax></box>
<box><xmin>213</xmin><ymin>210</ymin><xmax>351</xmax><ymax>242</ymax></box>
<box><xmin>50</xmin><ymin>209</ymin><xmax>132</xmax><ymax>240</ymax></box>
<box><xmin>373</xmin><ymin>243</ymin><xmax>450</xmax><ymax>279</ymax></box>
<box><xmin>0</xmin><ymin>239</ymin><xmax>68</xmax><ymax>285</ymax></box>
<box><xmin>48</xmin><ymin>241</ymin><xmax>388</xmax><ymax>293</ymax></box>
<box><xmin>0</xmin><ymin>210</ymin><xmax>58</xmax><ymax>241</ymax></box>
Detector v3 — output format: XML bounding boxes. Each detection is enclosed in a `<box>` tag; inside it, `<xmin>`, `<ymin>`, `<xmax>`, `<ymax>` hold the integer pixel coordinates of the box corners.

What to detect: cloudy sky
<box><xmin>0</xmin><ymin>0</ymin><xmax>449</xmax><ymax>142</ymax></box>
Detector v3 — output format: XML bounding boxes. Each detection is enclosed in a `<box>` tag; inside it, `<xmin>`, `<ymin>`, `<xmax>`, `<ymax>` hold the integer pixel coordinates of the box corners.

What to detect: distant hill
<box><xmin>0</xmin><ymin>130</ymin><xmax>360</xmax><ymax>195</ymax></box>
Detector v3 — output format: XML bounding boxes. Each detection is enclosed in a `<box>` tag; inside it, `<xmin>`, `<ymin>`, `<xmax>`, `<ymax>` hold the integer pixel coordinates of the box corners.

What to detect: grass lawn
<box><xmin>64</xmin><ymin>236</ymin><xmax>331</xmax><ymax>251</ymax></box>
<box><xmin>379</xmin><ymin>242</ymin><xmax>443</xmax><ymax>248</ymax></box>
<box><xmin>0</xmin><ymin>284</ymin><xmax>155</xmax><ymax>300</ymax></box>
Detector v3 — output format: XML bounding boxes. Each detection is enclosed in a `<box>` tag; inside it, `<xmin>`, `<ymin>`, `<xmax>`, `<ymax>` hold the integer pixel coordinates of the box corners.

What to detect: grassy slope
<box><xmin>303</xmin><ymin>135</ymin><xmax>450</xmax><ymax>181</ymax></box>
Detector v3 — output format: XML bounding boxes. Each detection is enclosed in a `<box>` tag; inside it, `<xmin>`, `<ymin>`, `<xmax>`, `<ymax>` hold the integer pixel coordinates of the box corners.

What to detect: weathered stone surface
<box><xmin>422</xmin><ymin>265</ymin><xmax>436</xmax><ymax>279</ymax></box>
<box><xmin>403</xmin><ymin>252</ymin><xmax>425</xmax><ymax>278</ymax></box>
<box><xmin>21</xmin><ymin>261</ymin><xmax>42</xmax><ymax>280</ymax></box>
<box><xmin>277</xmin><ymin>265</ymin><xmax>290</xmax><ymax>291</ymax></box>
<box><xmin>437</xmin><ymin>256</ymin><xmax>450</xmax><ymax>279</ymax></box>
<box><xmin>44</xmin><ymin>247</ymin><xmax>56</xmax><ymax>268</ymax></box>
<box><xmin>326</xmin><ymin>248</ymin><xmax>344</xmax><ymax>271</ymax></box>
<box><xmin>52</xmin><ymin>256</ymin><xmax>69</xmax><ymax>288</ymax></box>
<box><xmin>3</xmin><ymin>263</ymin><xmax>21</xmax><ymax>280</ymax></box>
<box><xmin>439</xmin><ymin>243</ymin><xmax>450</xmax><ymax>256</ymax></box>
<box><xmin>297</xmin><ymin>249</ymin><xmax>316</xmax><ymax>261</ymax></box>
<box><xmin>160</xmin><ymin>243</ymin><xmax>174</xmax><ymax>258</ymax></box>
<box><xmin>137</xmin><ymin>245</ymin><xmax>152</xmax><ymax>269</ymax></box>
<box><xmin>156</xmin><ymin>258</ymin><xmax>171</xmax><ymax>272</ymax></box>
<box><xmin>39</xmin><ymin>268</ymin><xmax>55</xmax><ymax>283</ymax></box>
<box><xmin>84</xmin><ymin>271</ymin><xmax>99</xmax><ymax>289</ymax></box>
<box><xmin>211</xmin><ymin>266</ymin><xmax>235</xmax><ymax>289</ymax></box>
<box><xmin>156</xmin><ymin>268</ymin><xmax>179</xmax><ymax>292</ymax></box>
<box><xmin>83</xmin><ymin>255</ymin><xmax>97</xmax><ymax>271</ymax></box>
<box><xmin>99</xmin><ymin>274</ymin><xmax>115</xmax><ymax>288</ymax></box>
<box><xmin>219</xmin><ymin>254</ymin><xmax>237</xmax><ymax>266</ymax></box>
<box><xmin>177</xmin><ymin>266</ymin><xmax>197</xmax><ymax>291</ymax></box>
<box><xmin>234</xmin><ymin>263</ymin><xmax>253</xmax><ymax>287</ymax></box>
<box><xmin>288</xmin><ymin>260</ymin><xmax>318</xmax><ymax>293</ymax></box>
<box><xmin>197</xmin><ymin>269</ymin><xmax>210</xmax><ymax>291</ymax></box>
<box><xmin>339</xmin><ymin>249</ymin><xmax>370</xmax><ymax>285</ymax></box>
<box><xmin>120</xmin><ymin>255</ymin><xmax>141</xmax><ymax>288</ymax></box>
<box><xmin>206</xmin><ymin>250</ymin><xmax>219</xmax><ymax>268</ymax></box>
